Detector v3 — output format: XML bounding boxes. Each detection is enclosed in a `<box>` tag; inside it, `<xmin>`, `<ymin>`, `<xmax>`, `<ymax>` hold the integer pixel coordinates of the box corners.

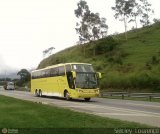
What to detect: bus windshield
<box><xmin>75</xmin><ymin>72</ymin><xmax>98</xmax><ymax>89</ymax></box>
<box><xmin>72</xmin><ymin>64</ymin><xmax>98</xmax><ymax>89</ymax></box>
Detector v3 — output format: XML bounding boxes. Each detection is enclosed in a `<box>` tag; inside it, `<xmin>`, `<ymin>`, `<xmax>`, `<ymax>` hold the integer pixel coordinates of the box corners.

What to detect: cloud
<box><xmin>0</xmin><ymin>55</ymin><xmax>18</xmax><ymax>75</ymax></box>
<box><xmin>0</xmin><ymin>55</ymin><xmax>6</xmax><ymax>73</ymax></box>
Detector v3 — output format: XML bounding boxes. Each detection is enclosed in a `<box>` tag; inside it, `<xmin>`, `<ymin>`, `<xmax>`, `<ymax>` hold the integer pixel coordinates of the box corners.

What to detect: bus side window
<box><xmin>37</xmin><ymin>71</ymin><xmax>41</xmax><ymax>78</ymax></box>
<box><xmin>59</xmin><ymin>66</ymin><xmax>65</xmax><ymax>76</ymax></box>
<box><xmin>50</xmin><ymin>67</ymin><xmax>58</xmax><ymax>77</ymax></box>
<box><xmin>65</xmin><ymin>64</ymin><xmax>71</xmax><ymax>72</ymax></box>
<box><xmin>50</xmin><ymin>68</ymin><xmax>54</xmax><ymax>77</ymax></box>
<box><xmin>41</xmin><ymin>70</ymin><xmax>44</xmax><ymax>78</ymax></box>
<box><xmin>45</xmin><ymin>69</ymin><xmax>50</xmax><ymax>77</ymax></box>
<box><xmin>34</xmin><ymin>72</ymin><xmax>37</xmax><ymax>79</ymax></box>
<box><xmin>48</xmin><ymin>69</ymin><xmax>51</xmax><ymax>77</ymax></box>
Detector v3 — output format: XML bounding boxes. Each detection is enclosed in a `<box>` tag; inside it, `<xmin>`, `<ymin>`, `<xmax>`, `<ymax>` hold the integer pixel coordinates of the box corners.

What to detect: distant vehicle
<box><xmin>31</xmin><ymin>63</ymin><xmax>102</xmax><ymax>101</ymax></box>
<box><xmin>4</xmin><ymin>82</ymin><xmax>15</xmax><ymax>90</ymax></box>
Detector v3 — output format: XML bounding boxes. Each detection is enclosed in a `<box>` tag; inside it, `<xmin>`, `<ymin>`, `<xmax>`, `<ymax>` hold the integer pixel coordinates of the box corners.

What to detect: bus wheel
<box><xmin>35</xmin><ymin>90</ymin><xmax>39</xmax><ymax>97</ymax></box>
<box><xmin>84</xmin><ymin>98</ymin><xmax>91</xmax><ymax>101</ymax></box>
<box><xmin>64</xmin><ymin>91</ymin><xmax>70</xmax><ymax>101</ymax></box>
<box><xmin>39</xmin><ymin>90</ymin><xmax>42</xmax><ymax>97</ymax></box>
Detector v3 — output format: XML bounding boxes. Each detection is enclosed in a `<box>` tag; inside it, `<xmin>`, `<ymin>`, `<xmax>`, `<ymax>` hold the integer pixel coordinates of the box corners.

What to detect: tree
<box><xmin>129</xmin><ymin>0</ymin><xmax>143</xmax><ymax>29</ymax></box>
<box><xmin>112</xmin><ymin>0</ymin><xmax>135</xmax><ymax>40</ymax></box>
<box><xmin>75</xmin><ymin>0</ymin><xmax>108</xmax><ymax>55</ymax></box>
<box><xmin>43</xmin><ymin>47</ymin><xmax>55</xmax><ymax>58</ymax></box>
<box><xmin>17</xmin><ymin>69</ymin><xmax>31</xmax><ymax>82</ymax></box>
<box><xmin>139</xmin><ymin>0</ymin><xmax>154</xmax><ymax>27</ymax></box>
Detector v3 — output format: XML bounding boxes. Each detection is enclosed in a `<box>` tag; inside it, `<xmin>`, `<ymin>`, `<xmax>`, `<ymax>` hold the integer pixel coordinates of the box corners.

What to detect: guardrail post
<box><xmin>122</xmin><ymin>94</ymin><xmax>124</xmax><ymax>99</ymax></box>
<box><xmin>149</xmin><ymin>96</ymin><xmax>152</xmax><ymax>101</ymax></box>
<box><xmin>127</xmin><ymin>93</ymin><xmax>130</xmax><ymax>97</ymax></box>
<box><xmin>101</xmin><ymin>92</ymin><xmax>103</xmax><ymax>97</ymax></box>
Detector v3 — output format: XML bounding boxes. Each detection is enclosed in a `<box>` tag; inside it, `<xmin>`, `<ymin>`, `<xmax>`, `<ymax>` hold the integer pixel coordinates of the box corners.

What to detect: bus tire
<box><xmin>64</xmin><ymin>91</ymin><xmax>70</xmax><ymax>101</ymax></box>
<box><xmin>39</xmin><ymin>90</ymin><xmax>42</xmax><ymax>97</ymax></box>
<box><xmin>35</xmin><ymin>89</ymin><xmax>39</xmax><ymax>97</ymax></box>
<box><xmin>84</xmin><ymin>98</ymin><xmax>91</xmax><ymax>101</ymax></box>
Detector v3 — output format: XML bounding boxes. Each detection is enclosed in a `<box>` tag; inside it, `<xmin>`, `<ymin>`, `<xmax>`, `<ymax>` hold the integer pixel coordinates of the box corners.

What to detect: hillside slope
<box><xmin>38</xmin><ymin>22</ymin><xmax>160</xmax><ymax>92</ymax></box>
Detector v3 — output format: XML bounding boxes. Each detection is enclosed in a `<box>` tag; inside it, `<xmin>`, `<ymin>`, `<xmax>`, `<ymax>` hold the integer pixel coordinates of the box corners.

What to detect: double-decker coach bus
<box><xmin>31</xmin><ymin>63</ymin><xmax>101</xmax><ymax>101</ymax></box>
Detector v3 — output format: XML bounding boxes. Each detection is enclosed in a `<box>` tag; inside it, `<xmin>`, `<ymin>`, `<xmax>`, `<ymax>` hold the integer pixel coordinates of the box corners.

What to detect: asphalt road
<box><xmin>0</xmin><ymin>86</ymin><xmax>160</xmax><ymax>127</ymax></box>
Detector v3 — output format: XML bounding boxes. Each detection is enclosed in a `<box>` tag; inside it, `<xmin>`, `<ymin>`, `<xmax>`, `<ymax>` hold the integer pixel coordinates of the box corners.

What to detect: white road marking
<box><xmin>81</xmin><ymin>104</ymin><xmax>160</xmax><ymax>116</ymax></box>
<box><xmin>41</xmin><ymin>102</ymin><xmax>49</xmax><ymax>105</ymax></box>
<box><xmin>62</xmin><ymin>105</ymin><xmax>101</xmax><ymax>108</ymax></box>
<box><xmin>48</xmin><ymin>101</ymin><xmax>160</xmax><ymax>117</ymax></box>
<box><xmin>94</xmin><ymin>113</ymin><xmax>148</xmax><ymax>116</ymax></box>
<box><xmin>94</xmin><ymin>112</ymin><xmax>160</xmax><ymax>118</ymax></box>
<box><xmin>126</xmin><ymin>102</ymin><xmax>160</xmax><ymax>108</ymax></box>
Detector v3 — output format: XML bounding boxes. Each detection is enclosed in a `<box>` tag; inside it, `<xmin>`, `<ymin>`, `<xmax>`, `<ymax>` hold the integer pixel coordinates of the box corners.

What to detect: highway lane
<box><xmin>0</xmin><ymin>87</ymin><xmax>160</xmax><ymax>127</ymax></box>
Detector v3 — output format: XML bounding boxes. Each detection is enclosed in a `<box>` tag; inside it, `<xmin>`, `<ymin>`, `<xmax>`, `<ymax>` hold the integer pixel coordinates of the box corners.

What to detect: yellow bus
<box><xmin>31</xmin><ymin>63</ymin><xmax>101</xmax><ymax>101</ymax></box>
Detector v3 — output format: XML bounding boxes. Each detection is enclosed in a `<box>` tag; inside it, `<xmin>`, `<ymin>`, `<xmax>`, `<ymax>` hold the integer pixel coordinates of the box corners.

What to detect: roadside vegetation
<box><xmin>38</xmin><ymin>22</ymin><xmax>160</xmax><ymax>92</ymax></box>
<box><xmin>0</xmin><ymin>69</ymin><xmax>31</xmax><ymax>92</ymax></box>
<box><xmin>38</xmin><ymin>0</ymin><xmax>160</xmax><ymax>93</ymax></box>
<box><xmin>0</xmin><ymin>95</ymin><xmax>149</xmax><ymax>134</ymax></box>
<box><xmin>16</xmin><ymin>69</ymin><xmax>31</xmax><ymax>87</ymax></box>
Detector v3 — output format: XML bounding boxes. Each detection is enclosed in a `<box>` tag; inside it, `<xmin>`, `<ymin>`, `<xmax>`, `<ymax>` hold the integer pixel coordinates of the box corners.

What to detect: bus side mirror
<box><xmin>71</xmin><ymin>71</ymin><xmax>76</xmax><ymax>78</ymax></box>
<box><xmin>96</xmin><ymin>72</ymin><xmax>102</xmax><ymax>79</ymax></box>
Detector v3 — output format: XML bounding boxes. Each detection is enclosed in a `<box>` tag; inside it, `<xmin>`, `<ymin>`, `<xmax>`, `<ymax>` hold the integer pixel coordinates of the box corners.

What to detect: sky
<box><xmin>0</xmin><ymin>0</ymin><xmax>160</xmax><ymax>75</ymax></box>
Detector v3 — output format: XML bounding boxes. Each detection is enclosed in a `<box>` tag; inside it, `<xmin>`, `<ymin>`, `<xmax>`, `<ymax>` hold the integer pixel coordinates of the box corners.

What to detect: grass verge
<box><xmin>0</xmin><ymin>95</ymin><xmax>151</xmax><ymax>134</ymax></box>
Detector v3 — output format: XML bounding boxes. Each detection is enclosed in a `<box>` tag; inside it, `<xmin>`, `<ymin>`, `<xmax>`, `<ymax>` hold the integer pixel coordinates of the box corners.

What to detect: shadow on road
<box><xmin>39</xmin><ymin>95</ymin><xmax>96</xmax><ymax>103</ymax></box>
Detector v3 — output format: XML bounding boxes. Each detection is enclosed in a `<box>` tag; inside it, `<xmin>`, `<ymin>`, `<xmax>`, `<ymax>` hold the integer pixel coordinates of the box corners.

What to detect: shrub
<box><xmin>151</xmin><ymin>56</ymin><xmax>159</xmax><ymax>64</ymax></box>
<box><xmin>100</xmin><ymin>71</ymin><xmax>160</xmax><ymax>91</ymax></box>
<box><xmin>95</xmin><ymin>36</ymin><xmax>120</xmax><ymax>55</ymax></box>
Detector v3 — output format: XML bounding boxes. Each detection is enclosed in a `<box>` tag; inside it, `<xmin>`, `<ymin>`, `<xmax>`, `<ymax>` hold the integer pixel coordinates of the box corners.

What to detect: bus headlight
<box><xmin>78</xmin><ymin>90</ymin><xmax>83</xmax><ymax>93</ymax></box>
<box><xmin>95</xmin><ymin>90</ymin><xmax>99</xmax><ymax>93</ymax></box>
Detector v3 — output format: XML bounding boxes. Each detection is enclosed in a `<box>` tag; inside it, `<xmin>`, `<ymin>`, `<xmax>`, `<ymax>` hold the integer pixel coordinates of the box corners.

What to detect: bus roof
<box><xmin>32</xmin><ymin>63</ymin><xmax>92</xmax><ymax>73</ymax></box>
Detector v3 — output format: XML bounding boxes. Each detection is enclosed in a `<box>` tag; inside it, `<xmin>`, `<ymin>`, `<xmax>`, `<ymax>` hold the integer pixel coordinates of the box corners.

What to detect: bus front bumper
<box><xmin>75</xmin><ymin>89</ymin><xmax>100</xmax><ymax>98</ymax></box>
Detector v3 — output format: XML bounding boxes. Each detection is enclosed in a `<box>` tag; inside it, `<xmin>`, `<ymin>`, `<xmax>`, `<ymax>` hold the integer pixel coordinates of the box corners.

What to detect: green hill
<box><xmin>38</xmin><ymin>22</ymin><xmax>160</xmax><ymax>92</ymax></box>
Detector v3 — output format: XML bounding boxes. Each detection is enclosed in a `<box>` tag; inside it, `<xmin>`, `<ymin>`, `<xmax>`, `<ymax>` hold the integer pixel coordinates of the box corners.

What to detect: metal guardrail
<box><xmin>15</xmin><ymin>86</ymin><xmax>30</xmax><ymax>92</ymax></box>
<box><xmin>100</xmin><ymin>91</ymin><xmax>160</xmax><ymax>101</ymax></box>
